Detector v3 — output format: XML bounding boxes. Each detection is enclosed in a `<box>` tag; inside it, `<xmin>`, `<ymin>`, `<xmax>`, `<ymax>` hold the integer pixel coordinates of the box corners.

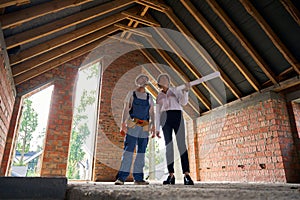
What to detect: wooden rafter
<box><xmin>146</xmin><ymin>37</ymin><xmax>211</xmax><ymax>110</ymax></box>
<box><xmin>0</xmin><ymin>0</ymin><xmax>29</xmax><ymax>9</ymax></box>
<box><xmin>181</xmin><ymin>0</ymin><xmax>260</xmax><ymax>92</ymax></box>
<box><xmin>140</xmin><ymin>48</ymin><xmax>200</xmax><ymax>114</ymax></box>
<box><xmin>5</xmin><ymin>0</ymin><xmax>135</xmax><ymax>49</ymax></box>
<box><xmin>120</xmin><ymin>5</ymin><xmax>150</xmax><ymax>38</ymax></box>
<box><xmin>160</xmin><ymin>4</ymin><xmax>242</xmax><ymax>99</ymax></box>
<box><xmin>122</xmin><ymin>10</ymin><xmax>160</xmax><ymax>27</ymax></box>
<box><xmin>280</xmin><ymin>0</ymin><xmax>300</xmax><ymax>26</ymax></box>
<box><xmin>115</xmin><ymin>23</ymin><xmax>152</xmax><ymax>38</ymax></box>
<box><xmin>108</xmin><ymin>36</ymin><xmax>144</xmax><ymax>47</ymax></box>
<box><xmin>205</xmin><ymin>0</ymin><xmax>278</xmax><ymax>85</ymax></box>
<box><xmin>0</xmin><ymin>0</ymin><xmax>92</xmax><ymax>29</ymax></box>
<box><xmin>135</xmin><ymin>0</ymin><xmax>168</xmax><ymax>12</ymax></box>
<box><xmin>12</xmin><ymin>26</ymin><xmax>120</xmax><ymax>77</ymax></box>
<box><xmin>154</xmin><ymin>28</ymin><xmax>225</xmax><ymax>106</ymax></box>
<box><xmin>14</xmin><ymin>37</ymin><xmax>109</xmax><ymax>85</ymax></box>
<box><xmin>10</xmin><ymin>13</ymin><xmax>126</xmax><ymax>66</ymax></box>
<box><xmin>240</xmin><ymin>0</ymin><xmax>300</xmax><ymax>75</ymax></box>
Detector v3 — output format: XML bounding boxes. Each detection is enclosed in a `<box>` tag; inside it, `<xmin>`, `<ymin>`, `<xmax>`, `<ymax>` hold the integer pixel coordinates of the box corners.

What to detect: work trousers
<box><xmin>117</xmin><ymin>125</ymin><xmax>149</xmax><ymax>181</ymax></box>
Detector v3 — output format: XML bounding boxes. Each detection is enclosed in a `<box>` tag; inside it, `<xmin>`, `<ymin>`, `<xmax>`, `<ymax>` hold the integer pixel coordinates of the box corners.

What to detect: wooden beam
<box><xmin>280</xmin><ymin>0</ymin><xmax>300</xmax><ymax>26</ymax></box>
<box><xmin>108</xmin><ymin>35</ymin><xmax>144</xmax><ymax>47</ymax></box>
<box><xmin>272</xmin><ymin>77</ymin><xmax>300</xmax><ymax>92</ymax></box>
<box><xmin>122</xmin><ymin>10</ymin><xmax>160</xmax><ymax>27</ymax></box>
<box><xmin>154</xmin><ymin>28</ymin><xmax>225</xmax><ymax>106</ymax></box>
<box><xmin>125</xmin><ymin>5</ymin><xmax>150</xmax><ymax>39</ymax></box>
<box><xmin>146</xmin><ymin>37</ymin><xmax>211</xmax><ymax>110</ymax></box>
<box><xmin>205</xmin><ymin>0</ymin><xmax>278</xmax><ymax>85</ymax></box>
<box><xmin>135</xmin><ymin>0</ymin><xmax>169</xmax><ymax>12</ymax></box>
<box><xmin>0</xmin><ymin>0</ymin><xmax>92</xmax><ymax>29</ymax></box>
<box><xmin>14</xmin><ymin>37</ymin><xmax>108</xmax><ymax>85</ymax></box>
<box><xmin>12</xmin><ymin>26</ymin><xmax>119</xmax><ymax>76</ymax></box>
<box><xmin>115</xmin><ymin>23</ymin><xmax>152</xmax><ymax>38</ymax></box>
<box><xmin>10</xmin><ymin>13</ymin><xmax>126</xmax><ymax>66</ymax></box>
<box><xmin>5</xmin><ymin>0</ymin><xmax>135</xmax><ymax>49</ymax></box>
<box><xmin>240</xmin><ymin>0</ymin><xmax>300</xmax><ymax>75</ymax></box>
<box><xmin>181</xmin><ymin>0</ymin><xmax>260</xmax><ymax>92</ymax></box>
<box><xmin>162</xmin><ymin>4</ymin><xmax>242</xmax><ymax>98</ymax></box>
<box><xmin>0</xmin><ymin>0</ymin><xmax>29</xmax><ymax>9</ymax></box>
<box><xmin>140</xmin><ymin>48</ymin><xmax>200</xmax><ymax>114</ymax></box>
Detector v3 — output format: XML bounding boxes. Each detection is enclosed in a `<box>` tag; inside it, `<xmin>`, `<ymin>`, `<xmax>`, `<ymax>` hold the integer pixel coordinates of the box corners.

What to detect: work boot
<box><xmin>134</xmin><ymin>180</ymin><xmax>149</xmax><ymax>185</ymax></box>
<box><xmin>115</xmin><ymin>178</ymin><xmax>124</xmax><ymax>185</ymax></box>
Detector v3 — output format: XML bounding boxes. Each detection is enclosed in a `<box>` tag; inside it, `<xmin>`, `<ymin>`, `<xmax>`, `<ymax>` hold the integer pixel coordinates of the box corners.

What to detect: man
<box><xmin>115</xmin><ymin>74</ymin><xmax>156</xmax><ymax>185</ymax></box>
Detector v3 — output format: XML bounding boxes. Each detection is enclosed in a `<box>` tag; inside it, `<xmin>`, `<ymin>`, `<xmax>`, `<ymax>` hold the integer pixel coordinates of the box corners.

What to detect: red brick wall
<box><xmin>0</xmin><ymin>97</ymin><xmax>21</xmax><ymax>176</ymax></box>
<box><xmin>2</xmin><ymin>62</ymin><xmax>80</xmax><ymax>176</ymax></box>
<box><xmin>0</xmin><ymin>48</ymin><xmax>15</xmax><ymax>172</ymax></box>
<box><xmin>193</xmin><ymin>91</ymin><xmax>300</xmax><ymax>183</ymax></box>
<box><xmin>93</xmin><ymin>45</ymin><xmax>149</xmax><ymax>181</ymax></box>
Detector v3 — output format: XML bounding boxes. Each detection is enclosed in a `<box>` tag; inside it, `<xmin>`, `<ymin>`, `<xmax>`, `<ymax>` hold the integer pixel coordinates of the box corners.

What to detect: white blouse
<box><xmin>155</xmin><ymin>87</ymin><xmax>189</xmax><ymax>131</ymax></box>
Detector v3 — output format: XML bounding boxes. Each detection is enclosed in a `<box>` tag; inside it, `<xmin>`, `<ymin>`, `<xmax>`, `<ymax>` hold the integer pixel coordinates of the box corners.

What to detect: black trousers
<box><xmin>161</xmin><ymin>110</ymin><xmax>190</xmax><ymax>174</ymax></box>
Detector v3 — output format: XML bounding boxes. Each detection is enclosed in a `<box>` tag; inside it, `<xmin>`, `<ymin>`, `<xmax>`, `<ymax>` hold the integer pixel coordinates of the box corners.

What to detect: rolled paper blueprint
<box><xmin>176</xmin><ymin>71</ymin><xmax>221</xmax><ymax>90</ymax></box>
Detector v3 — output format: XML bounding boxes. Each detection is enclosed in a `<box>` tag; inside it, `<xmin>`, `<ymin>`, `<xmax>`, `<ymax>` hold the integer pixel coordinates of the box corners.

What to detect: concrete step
<box><xmin>66</xmin><ymin>181</ymin><xmax>300</xmax><ymax>200</ymax></box>
<box><xmin>0</xmin><ymin>177</ymin><xmax>67</xmax><ymax>200</ymax></box>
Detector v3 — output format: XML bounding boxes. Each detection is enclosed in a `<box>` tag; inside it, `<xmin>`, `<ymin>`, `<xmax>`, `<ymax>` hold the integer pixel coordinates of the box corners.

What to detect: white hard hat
<box><xmin>157</xmin><ymin>73</ymin><xmax>170</xmax><ymax>88</ymax></box>
<box><xmin>135</xmin><ymin>74</ymin><xmax>149</xmax><ymax>87</ymax></box>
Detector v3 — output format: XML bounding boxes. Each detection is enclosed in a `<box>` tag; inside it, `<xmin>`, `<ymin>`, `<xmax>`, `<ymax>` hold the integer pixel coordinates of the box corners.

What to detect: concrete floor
<box><xmin>66</xmin><ymin>181</ymin><xmax>300</xmax><ymax>200</ymax></box>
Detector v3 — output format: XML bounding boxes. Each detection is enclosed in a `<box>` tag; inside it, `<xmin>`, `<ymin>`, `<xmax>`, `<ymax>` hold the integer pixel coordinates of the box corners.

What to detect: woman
<box><xmin>155</xmin><ymin>73</ymin><xmax>194</xmax><ymax>185</ymax></box>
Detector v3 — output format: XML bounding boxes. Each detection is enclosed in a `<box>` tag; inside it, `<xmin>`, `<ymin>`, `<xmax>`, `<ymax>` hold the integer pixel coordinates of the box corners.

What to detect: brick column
<box><xmin>40</xmin><ymin>65</ymin><xmax>78</xmax><ymax>176</ymax></box>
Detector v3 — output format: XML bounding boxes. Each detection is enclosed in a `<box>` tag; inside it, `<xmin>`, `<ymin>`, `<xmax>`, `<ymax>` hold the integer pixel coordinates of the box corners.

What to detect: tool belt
<box><xmin>132</xmin><ymin>118</ymin><xmax>149</xmax><ymax>126</ymax></box>
<box><xmin>128</xmin><ymin>118</ymin><xmax>149</xmax><ymax>127</ymax></box>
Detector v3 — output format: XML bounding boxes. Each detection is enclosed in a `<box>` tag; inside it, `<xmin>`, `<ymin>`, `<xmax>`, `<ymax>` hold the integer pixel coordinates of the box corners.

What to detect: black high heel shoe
<box><xmin>163</xmin><ymin>175</ymin><xmax>175</xmax><ymax>185</ymax></box>
<box><xmin>184</xmin><ymin>175</ymin><xmax>194</xmax><ymax>185</ymax></box>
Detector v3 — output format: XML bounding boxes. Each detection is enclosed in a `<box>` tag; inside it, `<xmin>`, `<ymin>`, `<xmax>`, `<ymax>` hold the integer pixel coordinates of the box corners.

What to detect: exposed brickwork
<box><xmin>3</xmin><ymin>62</ymin><xmax>80</xmax><ymax>176</ymax></box>
<box><xmin>284</xmin><ymin>101</ymin><xmax>300</xmax><ymax>182</ymax></box>
<box><xmin>193</xmin><ymin>91</ymin><xmax>300</xmax><ymax>183</ymax></box>
<box><xmin>40</xmin><ymin>64</ymin><xmax>78</xmax><ymax>176</ymax></box>
<box><xmin>93</xmin><ymin>44</ymin><xmax>149</xmax><ymax>181</ymax></box>
<box><xmin>1</xmin><ymin>39</ymin><xmax>299</xmax><ymax>183</ymax></box>
<box><xmin>0</xmin><ymin>97</ymin><xmax>21</xmax><ymax>176</ymax></box>
<box><xmin>186</xmin><ymin>119</ymin><xmax>197</xmax><ymax>180</ymax></box>
<box><xmin>0</xmin><ymin>52</ymin><xmax>15</xmax><ymax>171</ymax></box>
